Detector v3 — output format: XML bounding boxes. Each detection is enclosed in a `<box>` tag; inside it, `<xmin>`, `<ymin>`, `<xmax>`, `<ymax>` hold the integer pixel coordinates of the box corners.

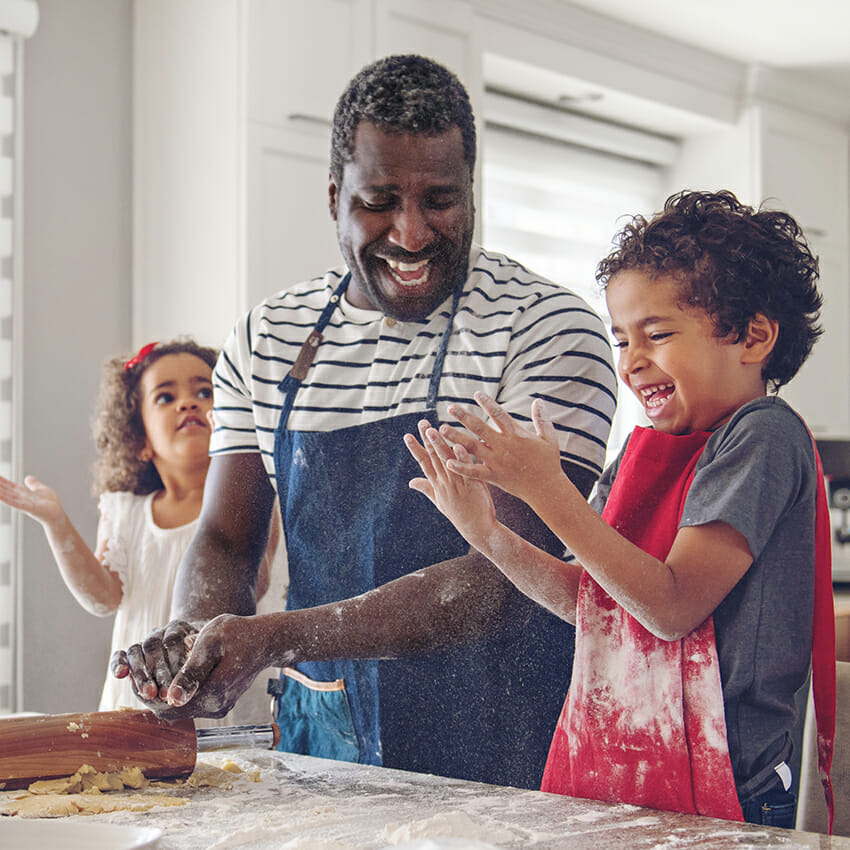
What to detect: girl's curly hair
<box><xmin>596</xmin><ymin>189</ymin><xmax>822</xmax><ymax>391</ymax></box>
<box><xmin>91</xmin><ymin>338</ymin><xmax>218</xmax><ymax>496</ymax></box>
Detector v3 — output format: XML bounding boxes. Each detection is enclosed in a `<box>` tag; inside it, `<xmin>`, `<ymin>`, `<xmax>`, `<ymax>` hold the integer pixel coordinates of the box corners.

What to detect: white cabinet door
<box><xmin>245</xmin><ymin>122</ymin><xmax>342</xmax><ymax>307</ymax></box>
<box><xmin>373</xmin><ymin>0</ymin><xmax>476</xmax><ymax>83</ymax></box>
<box><xmin>245</xmin><ymin>0</ymin><xmax>372</xmax><ymax>128</ymax></box>
<box><xmin>757</xmin><ymin>107</ymin><xmax>850</xmax><ymax>437</ymax></box>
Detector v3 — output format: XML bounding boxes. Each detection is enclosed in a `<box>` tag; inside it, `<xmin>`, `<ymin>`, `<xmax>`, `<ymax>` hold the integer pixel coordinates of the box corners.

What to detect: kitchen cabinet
<box><xmin>669</xmin><ymin>102</ymin><xmax>850</xmax><ymax>438</ymax></box>
<box><xmin>755</xmin><ymin>105</ymin><xmax>850</xmax><ymax>439</ymax></box>
<box><xmin>133</xmin><ymin>0</ymin><xmax>479</xmax><ymax>348</ymax></box>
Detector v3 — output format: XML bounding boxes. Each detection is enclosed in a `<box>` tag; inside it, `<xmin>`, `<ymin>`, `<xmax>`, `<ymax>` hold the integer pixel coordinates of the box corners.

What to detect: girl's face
<box><xmin>138</xmin><ymin>353</ymin><xmax>214</xmax><ymax>472</ymax></box>
<box><xmin>606</xmin><ymin>270</ymin><xmax>766</xmax><ymax>435</ymax></box>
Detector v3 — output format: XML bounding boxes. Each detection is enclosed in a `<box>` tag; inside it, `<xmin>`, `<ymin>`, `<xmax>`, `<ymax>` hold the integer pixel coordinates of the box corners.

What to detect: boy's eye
<box><xmin>613</xmin><ymin>339</ymin><xmax>627</xmax><ymax>349</ymax></box>
<box><xmin>649</xmin><ymin>332</ymin><xmax>674</xmax><ymax>341</ymax></box>
<box><xmin>198</xmin><ymin>387</ymin><xmax>213</xmax><ymax>399</ymax></box>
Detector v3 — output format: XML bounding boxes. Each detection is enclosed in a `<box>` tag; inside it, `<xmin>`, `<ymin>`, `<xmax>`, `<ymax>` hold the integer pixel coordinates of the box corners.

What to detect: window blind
<box><xmin>0</xmin><ymin>31</ymin><xmax>16</xmax><ymax>715</ymax></box>
<box><xmin>481</xmin><ymin>112</ymin><xmax>674</xmax><ymax>460</ymax></box>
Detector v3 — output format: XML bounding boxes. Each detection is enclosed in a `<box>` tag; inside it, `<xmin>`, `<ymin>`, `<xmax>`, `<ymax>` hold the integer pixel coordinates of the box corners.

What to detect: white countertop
<box><xmin>8</xmin><ymin>747</ymin><xmax>845</xmax><ymax>850</ymax></box>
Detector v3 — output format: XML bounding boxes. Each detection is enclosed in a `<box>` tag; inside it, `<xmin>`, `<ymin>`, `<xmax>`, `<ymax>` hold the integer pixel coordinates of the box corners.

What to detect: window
<box><xmin>481</xmin><ymin>94</ymin><xmax>676</xmax><ymax>461</ymax></box>
<box><xmin>0</xmin><ymin>0</ymin><xmax>38</xmax><ymax>715</ymax></box>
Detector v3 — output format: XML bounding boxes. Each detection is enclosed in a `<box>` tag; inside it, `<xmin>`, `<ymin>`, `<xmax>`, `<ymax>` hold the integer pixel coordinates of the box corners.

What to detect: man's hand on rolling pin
<box><xmin>163</xmin><ymin>613</ymin><xmax>269</xmax><ymax>718</ymax></box>
<box><xmin>109</xmin><ymin>619</ymin><xmax>200</xmax><ymax>709</ymax></box>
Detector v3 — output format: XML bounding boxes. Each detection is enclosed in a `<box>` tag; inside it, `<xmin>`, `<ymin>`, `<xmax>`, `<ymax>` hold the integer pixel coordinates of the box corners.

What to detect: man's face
<box><xmin>329</xmin><ymin>122</ymin><xmax>475</xmax><ymax>321</ymax></box>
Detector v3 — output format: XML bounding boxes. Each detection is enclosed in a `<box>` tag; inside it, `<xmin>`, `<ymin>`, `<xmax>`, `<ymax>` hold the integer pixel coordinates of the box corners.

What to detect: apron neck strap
<box><xmin>278</xmin><ymin>272</ymin><xmax>463</xmax><ymax>426</ymax></box>
<box><xmin>277</xmin><ymin>273</ymin><xmax>351</xmax><ymax>424</ymax></box>
<box><xmin>426</xmin><ymin>282</ymin><xmax>463</xmax><ymax>410</ymax></box>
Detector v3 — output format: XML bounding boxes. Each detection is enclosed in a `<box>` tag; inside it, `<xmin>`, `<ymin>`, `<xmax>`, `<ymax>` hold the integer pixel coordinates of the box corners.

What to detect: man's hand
<box><xmin>111</xmin><ymin>614</ymin><xmax>278</xmax><ymax>719</ymax></box>
<box><xmin>109</xmin><ymin>619</ymin><xmax>199</xmax><ymax>707</ymax></box>
<box><xmin>163</xmin><ymin>613</ymin><xmax>274</xmax><ymax>717</ymax></box>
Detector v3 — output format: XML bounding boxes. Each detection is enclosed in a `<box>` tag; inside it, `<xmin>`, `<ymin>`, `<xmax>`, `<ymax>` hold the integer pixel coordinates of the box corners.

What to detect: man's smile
<box><xmin>384</xmin><ymin>257</ymin><xmax>431</xmax><ymax>287</ymax></box>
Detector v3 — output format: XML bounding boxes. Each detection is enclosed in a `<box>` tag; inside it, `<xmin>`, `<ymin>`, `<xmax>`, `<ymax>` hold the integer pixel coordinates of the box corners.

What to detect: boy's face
<box><xmin>606</xmin><ymin>271</ymin><xmax>766</xmax><ymax>435</ymax></box>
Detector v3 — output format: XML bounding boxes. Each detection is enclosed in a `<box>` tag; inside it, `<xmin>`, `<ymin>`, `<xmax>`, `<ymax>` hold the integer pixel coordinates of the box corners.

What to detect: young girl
<box><xmin>0</xmin><ymin>339</ymin><xmax>284</xmax><ymax>721</ymax></box>
<box><xmin>405</xmin><ymin>190</ymin><xmax>835</xmax><ymax>829</ymax></box>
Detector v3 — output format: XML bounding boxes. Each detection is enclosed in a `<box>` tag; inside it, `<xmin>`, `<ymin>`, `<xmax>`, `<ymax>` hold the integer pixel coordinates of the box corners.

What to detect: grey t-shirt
<box><xmin>592</xmin><ymin>396</ymin><xmax>816</xmax><ymax>801</ymax></box>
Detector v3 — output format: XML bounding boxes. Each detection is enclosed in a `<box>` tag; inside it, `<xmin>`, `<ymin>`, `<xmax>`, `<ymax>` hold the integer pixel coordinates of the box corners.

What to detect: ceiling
<box><xmin>564</xmin><ymin>0</ymin><xmax>850</xmax><ymax>95</ymax></box>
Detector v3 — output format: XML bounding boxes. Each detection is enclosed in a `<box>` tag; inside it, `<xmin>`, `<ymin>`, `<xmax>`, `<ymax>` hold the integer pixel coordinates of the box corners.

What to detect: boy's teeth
<box><xmin>641</xmin><ymin>384</ymin><xmax>674</xmax><ymax>408</ymax></box>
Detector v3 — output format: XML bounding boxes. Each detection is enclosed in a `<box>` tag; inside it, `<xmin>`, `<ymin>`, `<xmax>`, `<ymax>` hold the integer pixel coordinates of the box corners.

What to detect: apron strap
<box><xmin>278</xmin><ymin>273</ymin><xmax>464</xmax><ymax>426</ymax></box>
<box><xmin>810</xmin><ymin>442</ymin><xmax>836</xmax><ymax>833</ymax></box>
<box><xmin>426</xmin><ymin>283</ymin><xmax>463</xmax><ymax>410</ymax></box>
<box><xmin>277</xmin><ymin>274</ymin><xmax>350</xmax><ymax>427</ymax></box>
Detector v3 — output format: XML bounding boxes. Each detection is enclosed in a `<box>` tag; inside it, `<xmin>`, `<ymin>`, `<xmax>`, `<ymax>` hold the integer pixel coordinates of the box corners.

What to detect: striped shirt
<box><xmin>211</xmin><ymin>246</ymin><xmax>618</xmax><ymax>490</ymax></box>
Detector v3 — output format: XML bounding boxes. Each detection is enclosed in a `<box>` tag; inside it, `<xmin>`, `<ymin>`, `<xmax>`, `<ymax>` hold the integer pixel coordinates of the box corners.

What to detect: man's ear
<box><xmin>328</xmin><ymin>174</ymin><xmax>339</xmax><ymax>221</ymax></box>
<box><xmin>741</xmin><ymin>313</ymin><xmax>779</xmax><ymax>364</ymax></box>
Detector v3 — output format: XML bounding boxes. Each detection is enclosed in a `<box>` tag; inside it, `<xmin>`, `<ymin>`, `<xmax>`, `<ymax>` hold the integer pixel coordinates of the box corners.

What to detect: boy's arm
<box><xmin>445</xmin><ymin>394</ymin><xmax>754</xmax><ymax>641</ymax></box>
<box><xmin>113</xmin><ymin>449</ymin><xmax>576</xmax><ymax>716</ymax></box>
<box><xmin>405</xmin><ymin>419</ymin><xmax>582</xmax><ymax>623</ymax></box>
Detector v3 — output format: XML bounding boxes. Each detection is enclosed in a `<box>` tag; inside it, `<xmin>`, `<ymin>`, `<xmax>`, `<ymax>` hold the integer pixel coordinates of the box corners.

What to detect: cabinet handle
<box><xmin>287</xmin><ymin>114</ymin><xmax>332</xmax><ymax>129</ymax></box>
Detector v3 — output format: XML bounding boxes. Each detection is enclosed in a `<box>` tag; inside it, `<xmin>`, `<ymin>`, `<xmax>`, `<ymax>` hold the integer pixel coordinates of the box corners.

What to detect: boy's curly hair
<box><xmin>91</xmin><ymin>338</ymin><xmax>218</xmax><ymax>496</ymax></box>
<box><xmin>330</xmin><ymin>54</ymin><xmax>476</xmax><ymax>184</ymax></box>
<box><xmin>596</xmin><ymin>189</ymin><xmax>822</xmax><ymax>391</ymax></box>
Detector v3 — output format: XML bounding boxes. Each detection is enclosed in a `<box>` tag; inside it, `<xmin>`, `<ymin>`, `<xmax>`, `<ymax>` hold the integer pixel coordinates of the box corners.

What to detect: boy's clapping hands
<box><xmin>405</xmin><ymin>392</ymin><xmax>565</xmax><ymax>546</ymax></box>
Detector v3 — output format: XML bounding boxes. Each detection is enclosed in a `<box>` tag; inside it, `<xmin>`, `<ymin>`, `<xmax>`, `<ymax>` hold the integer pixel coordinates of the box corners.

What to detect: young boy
<box><xmin>404</xmin><ymin>190</ymin><xmax>835</xmax><ymax>829</ymax></box>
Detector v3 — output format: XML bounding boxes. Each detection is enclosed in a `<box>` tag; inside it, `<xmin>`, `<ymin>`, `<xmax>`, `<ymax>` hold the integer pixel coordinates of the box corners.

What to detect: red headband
<box><xmin>124</xmin><ymin>342</ymin><xmax>158</xmax><ymax>371</ymax></box>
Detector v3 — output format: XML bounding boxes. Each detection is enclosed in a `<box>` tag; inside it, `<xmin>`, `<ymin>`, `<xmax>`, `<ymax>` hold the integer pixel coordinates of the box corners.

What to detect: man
<box><xmin>114</xmin><ymin>55</ymin><xmax>617</xmax><ymax>790</ymax></box>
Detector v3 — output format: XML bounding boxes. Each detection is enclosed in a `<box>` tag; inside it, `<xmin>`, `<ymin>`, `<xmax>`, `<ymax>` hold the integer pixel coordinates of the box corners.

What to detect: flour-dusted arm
<box><xmin>0</xmin><ymin>474</ymin><xmax>122</xmax><ymax>615</ymax></box>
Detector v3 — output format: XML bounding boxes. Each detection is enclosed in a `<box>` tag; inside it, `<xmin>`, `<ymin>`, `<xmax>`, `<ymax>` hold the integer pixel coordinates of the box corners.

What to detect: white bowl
<box><xmin>0</xmin><ymin>819</ymin><xmax>161</xmax><ymax>849</ymax></box>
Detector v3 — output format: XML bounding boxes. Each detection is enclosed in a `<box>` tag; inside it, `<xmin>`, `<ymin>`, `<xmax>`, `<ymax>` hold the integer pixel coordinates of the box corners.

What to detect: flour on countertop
<box><xmin>379</xmin><ymin>810</ymin><xmax>515</xmax><ymax>845</ymax></box>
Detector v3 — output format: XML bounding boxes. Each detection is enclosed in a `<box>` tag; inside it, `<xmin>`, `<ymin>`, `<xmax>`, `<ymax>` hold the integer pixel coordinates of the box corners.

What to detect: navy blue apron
<box><xmin>268</xmin><ymin>273</ymin><xmax>575</xmax><ymax>789</ymax></box>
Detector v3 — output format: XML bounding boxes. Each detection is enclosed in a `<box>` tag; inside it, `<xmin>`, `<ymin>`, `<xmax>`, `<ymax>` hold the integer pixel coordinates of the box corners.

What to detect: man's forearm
<box><xmin>171</xmin><ymin>529</ymin><xmax>263</xmax><ymax>622</ymax></box>
<box><xmin>258</xmin><ymin>549</ymin><xmax>533</xmax><ymax>668</ymax></box>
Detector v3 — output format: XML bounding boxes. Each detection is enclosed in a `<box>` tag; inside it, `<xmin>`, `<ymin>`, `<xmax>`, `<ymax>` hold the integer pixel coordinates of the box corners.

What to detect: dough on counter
<box><xmin>0</xmin><ymin>789</ymin><xmax>186</xmax><ymax>818</ymax></box>
<box><xmin>0</xmin><ymin>757</ymin><xmax>258</xmax><ymax>819</ymax></box>
<box><xmin>27</xmin><ymin>763</ymin><xmax>147</xmax><ymax>795</ymax></box>
<box><xmin>183</xmin><ymin>759</ymin><xmax>261</xmax><ymax>789</ymax></box>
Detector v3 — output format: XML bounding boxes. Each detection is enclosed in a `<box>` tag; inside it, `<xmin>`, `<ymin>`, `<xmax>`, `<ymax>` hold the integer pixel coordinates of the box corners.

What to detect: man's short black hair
<box><xmin>330</xmin><ymin>54</ymin><xmax>476</xmax><ymax>183</ymax></box>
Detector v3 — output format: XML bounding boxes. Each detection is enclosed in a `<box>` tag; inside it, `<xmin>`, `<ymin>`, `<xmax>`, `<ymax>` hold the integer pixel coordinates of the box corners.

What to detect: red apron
<box><xmin>541</xmin><ymin>425</ymin><xmax>836</xmax><ymax>827</ymax></box>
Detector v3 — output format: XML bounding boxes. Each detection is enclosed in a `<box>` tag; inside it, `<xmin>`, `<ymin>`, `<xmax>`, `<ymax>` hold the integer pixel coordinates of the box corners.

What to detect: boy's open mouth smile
<box><xmin>640</xmin><ymin>383</ymin><xmax>675</xmax><ymax>411</ymax></box>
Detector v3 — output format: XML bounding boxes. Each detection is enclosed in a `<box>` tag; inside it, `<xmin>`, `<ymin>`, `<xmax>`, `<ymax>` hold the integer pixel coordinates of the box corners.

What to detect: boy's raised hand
<box><xmin>404</xmin><ymin>418</ymin><xmax>498</xmax><ymax>549</ymax></box>
<box><xmin>439</xmin><ymin>393</ymin><xmax>563</xmax><ymax>507</ymax></box>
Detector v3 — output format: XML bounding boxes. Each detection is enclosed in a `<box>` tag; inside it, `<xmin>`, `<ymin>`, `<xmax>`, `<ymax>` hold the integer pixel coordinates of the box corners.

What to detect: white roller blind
<box><xmin>481</xmin><ymin>111</ymin><xmax>674</xmax><ymax>460</ymax></box>
<box><xmin>0</xmin><ymin>31</ymin><xmax>15</xmax><ymax>715</ymax></box>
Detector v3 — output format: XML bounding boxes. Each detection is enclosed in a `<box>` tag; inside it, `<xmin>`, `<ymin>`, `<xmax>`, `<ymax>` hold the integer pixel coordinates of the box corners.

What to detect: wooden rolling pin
<box><xmin>0</xmin><ymin>709</ymin><xmax>280</xmax><ymax>791</ymax></box>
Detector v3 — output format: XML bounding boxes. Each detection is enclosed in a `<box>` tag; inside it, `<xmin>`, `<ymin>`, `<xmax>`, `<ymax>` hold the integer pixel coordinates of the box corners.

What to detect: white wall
<box><xmin>20</xmin><ymin>0</ymin><xmax>132</xmax><ymax>712</ymax></box>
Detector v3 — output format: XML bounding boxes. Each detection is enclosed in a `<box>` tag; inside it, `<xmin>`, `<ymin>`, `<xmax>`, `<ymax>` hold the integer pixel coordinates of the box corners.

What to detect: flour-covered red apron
<box><xmin>541</xmin><ymin>424</ymin><xmax>836</xmax><ymax>827</ymax></box>
<box><xmin>542</xmin><ymin>427</ymin><xmax>742</xmax><ymax>819</ymax></box>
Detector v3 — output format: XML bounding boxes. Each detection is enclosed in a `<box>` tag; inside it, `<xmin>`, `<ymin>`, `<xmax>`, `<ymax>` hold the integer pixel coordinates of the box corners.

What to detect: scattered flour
<box><xmin>206</xmin><ymin>826</ymin><xmax>351</xmax><ymax>849</ymax></box>
<box><xmin>379</xmin><ymin>810</ymin><xmax>513</xmax><ymax>845</ymax></box>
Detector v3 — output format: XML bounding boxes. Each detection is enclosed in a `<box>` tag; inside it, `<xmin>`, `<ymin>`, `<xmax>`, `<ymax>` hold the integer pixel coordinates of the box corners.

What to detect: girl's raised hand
<box><xmin>0</xmin><ymin>474</ymin><xmax>64</xmax><ymax>526</ymax></box>
<box><xmin>440</xmin><ymin>393</ymin><xmax>562</xmax><ymax>506</ymax></box>
<box><xmin>404</xmin><ymin>418</ymin><xmax>498</xmax><ymax>549</ymax></box>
